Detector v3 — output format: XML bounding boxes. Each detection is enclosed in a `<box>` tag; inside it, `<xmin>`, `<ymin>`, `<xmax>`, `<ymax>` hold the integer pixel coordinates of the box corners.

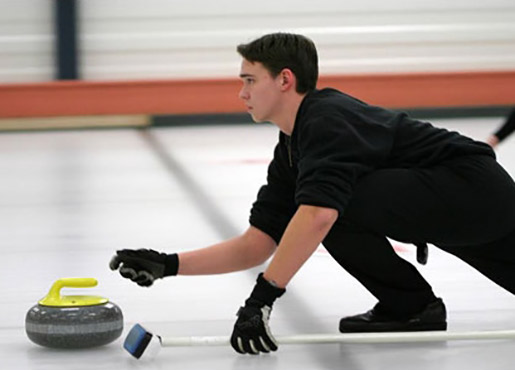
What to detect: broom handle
<box><xmin>160</xmin><ymin>329</ymin><xmax>515</xmax><ymax>347</ymax></box>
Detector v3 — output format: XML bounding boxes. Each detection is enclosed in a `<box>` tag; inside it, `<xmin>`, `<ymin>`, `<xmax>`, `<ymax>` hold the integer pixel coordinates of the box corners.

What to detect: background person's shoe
<box><xmin>339</xmin><ymin>298</ymin><xmax>447</xmax><ymax>333</ymax></box>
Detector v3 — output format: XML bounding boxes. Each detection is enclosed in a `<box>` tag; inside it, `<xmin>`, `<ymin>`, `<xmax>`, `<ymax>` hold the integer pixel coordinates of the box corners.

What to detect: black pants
<box><xmin>323</xmin><ymin>155</ymin><xmax>515</xmax><ymax>316</ymax></box>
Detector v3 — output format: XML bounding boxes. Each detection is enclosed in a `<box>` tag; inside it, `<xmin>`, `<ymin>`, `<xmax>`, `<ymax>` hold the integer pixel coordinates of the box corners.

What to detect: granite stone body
<box><xmin>25</xmin><ymin>302</ymin><xmax>123</xmax><ymax>348</ymax></box>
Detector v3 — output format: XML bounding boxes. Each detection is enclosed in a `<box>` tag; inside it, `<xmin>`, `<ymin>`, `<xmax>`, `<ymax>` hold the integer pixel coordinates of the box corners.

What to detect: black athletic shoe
<box><xmin>339</xmin><ymin>298</ymin><xmax>447</xmax><ymax>333</ymax></box>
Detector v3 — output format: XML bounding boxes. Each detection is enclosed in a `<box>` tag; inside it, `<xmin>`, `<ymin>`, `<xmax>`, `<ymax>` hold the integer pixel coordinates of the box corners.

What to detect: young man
<box><xmin>110</xmin><ymin>33</ymin><xmax>515</xmax><ymax>355</ymax></box>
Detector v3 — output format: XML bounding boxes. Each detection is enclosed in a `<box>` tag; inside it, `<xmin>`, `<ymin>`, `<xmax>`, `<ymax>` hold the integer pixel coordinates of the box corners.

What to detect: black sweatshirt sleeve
<box><xmin>295</xmin><ymin>111</ymin><xmax>393</xmax><ymax>215</ymax></box>
<box><xmin>249</xmin><ymin>143</ymin><xmax>297</xmax><ymax>244</ymax></box>
<box><xmin>494</xmin><ymin>109</ymin><xmax>515</xmax><ymax>142</ymax></box>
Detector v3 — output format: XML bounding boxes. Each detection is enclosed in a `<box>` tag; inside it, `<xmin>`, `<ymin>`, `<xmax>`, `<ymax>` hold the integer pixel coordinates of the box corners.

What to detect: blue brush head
<box><xmin>124</xmin><ymin>323</ymin><xmax>153</xmax><ymax>359</ymax></box>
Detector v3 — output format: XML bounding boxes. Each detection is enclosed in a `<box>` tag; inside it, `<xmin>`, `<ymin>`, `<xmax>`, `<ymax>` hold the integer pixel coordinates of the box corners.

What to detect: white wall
<box><xmin>1</xmin><ymin>0</ymin><xmax>515</xmax><ymax>83</ymax></box>
<box><xmin>0</xmin><ymin>0</ymin><xmax>53</xmax><ymax>82</ymax></box>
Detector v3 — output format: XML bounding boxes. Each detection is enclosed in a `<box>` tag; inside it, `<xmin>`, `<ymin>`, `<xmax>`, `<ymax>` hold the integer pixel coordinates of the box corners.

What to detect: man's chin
<box><xmin>249</xmin><ymin>113</ymin><xmax>262</xmax><ymax>123</ymax></box>
<box><xmin>247</xmin><ymin>112</ymin><xmax>272</xmax><ymax>124</ymax></box>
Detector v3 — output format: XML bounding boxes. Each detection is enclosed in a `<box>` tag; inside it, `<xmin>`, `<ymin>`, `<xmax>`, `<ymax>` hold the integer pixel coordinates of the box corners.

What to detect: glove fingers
<box><xmin>248</xmin><ymin>339</ymin><xmax>260</xmax><ymax>355</ymax></box>
<box><xmin>240</xmin><ymin>337</ymin><xmax>258</xmax><ymax>355</ymax></box>
<box><xmin>230</xmin><ymin>335</ymin><xmax>245</xmax><ymax>354</ymax></box>
<box><xmin>119</xmin><ymin>265</ymin><xmax>137</xmax><ymax>279</ymax></box>
<box><xmin>135</xmin><ymin>271</ymin><xmax>155</xmax><ymax>287</ymax></box>
<box><xmin>118</xmin><ymin>264</ymin><xmax>154</xmax><ymax>287</ymax></box>
<box><xmin>230</xmin><ymin>334</ymin><xmax>262</xmax><ymax>355</ymax></box>
<box><xmin>245</xmin><ymin>335</ymin><xmax>271</xmax><ymax>353</ymax></box>
<box><xmin>109</xmin><ymin>255</ymin><xmax>122</xmax><ymax>270</ymax></box>
<box><xmin>260</xmin><ymin>334</ymin><xmax>277</xmax><ymax>352</ymax></box>
<box><xmin>257</xmin><ymin>337</ymin><xmax>272</xmax><ymax>353</ymax></box>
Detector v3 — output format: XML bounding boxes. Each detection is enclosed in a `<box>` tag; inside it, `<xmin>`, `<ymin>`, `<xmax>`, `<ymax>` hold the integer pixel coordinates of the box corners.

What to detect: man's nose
<box><xmin>238</xmin><ymin>87</ymin><xmax>249</xmax><ymax>100</ymax></box>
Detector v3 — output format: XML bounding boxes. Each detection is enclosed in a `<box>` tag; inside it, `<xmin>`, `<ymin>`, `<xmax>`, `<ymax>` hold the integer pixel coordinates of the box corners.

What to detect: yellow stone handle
<box><xmin>47</xmin><ymin>278</ymin><xmax>97</xmax><ymax>299</ymax></box>
<box><xmin>39</xmin><ymin>278</ymin><xmax>108</xmax><ymax>307</ymax></box>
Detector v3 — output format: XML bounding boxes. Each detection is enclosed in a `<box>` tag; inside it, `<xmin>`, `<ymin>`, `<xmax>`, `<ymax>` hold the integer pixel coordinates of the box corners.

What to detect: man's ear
<box><xmin>278</xmin><ymin>68</ymin><xmax>296</xmax><ymax>92</ymax></box>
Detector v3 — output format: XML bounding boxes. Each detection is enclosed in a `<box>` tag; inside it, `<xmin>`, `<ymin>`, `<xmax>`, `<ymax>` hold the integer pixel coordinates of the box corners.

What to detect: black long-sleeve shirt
<box><xmin>249</xmin><ymin>88</ymin><xmax>495</xmax><ymax>244</ymax></box>
<box><xmin>493</xmin><ymin>108</ymin><xmax>515</xmax><ymax>142</ymax></box>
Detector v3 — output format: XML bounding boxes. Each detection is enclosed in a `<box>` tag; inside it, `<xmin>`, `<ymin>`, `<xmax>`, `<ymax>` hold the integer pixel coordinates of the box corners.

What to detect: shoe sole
<box><xmin>339</xmin><ymin>321</ymin><xmax>447</xmax><ymax>333</ymax></box>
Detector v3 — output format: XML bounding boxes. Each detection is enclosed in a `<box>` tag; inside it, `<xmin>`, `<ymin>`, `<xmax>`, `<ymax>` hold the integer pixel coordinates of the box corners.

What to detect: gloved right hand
<box><xmin>230</xmin><ymin>273</ymin><xmax>285</xmax><ymax>355</ymax></box>
<box><xmin>109</xmin><ymin>249</ymin><xmax>179</xmax><ymax>287</ymax></box>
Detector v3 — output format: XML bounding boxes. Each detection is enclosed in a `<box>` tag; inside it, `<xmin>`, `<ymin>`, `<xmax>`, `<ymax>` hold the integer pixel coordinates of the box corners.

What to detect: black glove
<box><xmin>109</xmin><ymin>249</ymin><xmax>179</xmax><ymax>287</ymax></box>
<box><xmin>230</xmin><ymin>273</ymin><xmax>286</xmax><ymax>355</ymax></box>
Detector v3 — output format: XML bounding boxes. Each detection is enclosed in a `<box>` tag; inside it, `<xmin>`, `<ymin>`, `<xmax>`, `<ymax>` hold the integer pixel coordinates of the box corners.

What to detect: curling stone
<box><xmin>25</xmin><ymin>278</ymin><xmax>123</xmax><ymax>349</ymax></box>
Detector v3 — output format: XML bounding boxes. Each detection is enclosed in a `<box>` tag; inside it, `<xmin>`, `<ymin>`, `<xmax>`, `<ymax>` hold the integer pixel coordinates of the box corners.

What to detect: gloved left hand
<box><xmin>230</xmin><ymin>273</ymin><xmax>286</xmax><ymax>355</ymax></box>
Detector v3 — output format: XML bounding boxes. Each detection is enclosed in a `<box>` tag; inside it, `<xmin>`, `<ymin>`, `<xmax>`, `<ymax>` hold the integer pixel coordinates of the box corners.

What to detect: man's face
<box><xmin>238</xmin><ymin>59</ymin><xmax>282</xmax><ymax>123</ymax></box>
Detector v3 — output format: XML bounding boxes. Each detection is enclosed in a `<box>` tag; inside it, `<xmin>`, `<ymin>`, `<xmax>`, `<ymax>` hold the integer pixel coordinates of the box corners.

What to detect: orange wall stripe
<box><xmin>320</xmin><ymin>71</ymin><xmax>515</xmax><ymax>109</ymax></box>
<box><xmin>1</xmin><ymin>71</ymin><xmax>515</xmax><ymax>118</ymax></box>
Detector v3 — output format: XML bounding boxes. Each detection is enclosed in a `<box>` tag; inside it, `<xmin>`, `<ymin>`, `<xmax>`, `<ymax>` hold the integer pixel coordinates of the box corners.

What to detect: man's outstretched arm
<box><xmin>110</xmin><ymin>226</ymin><xmax>277</xmax><ymax>286</ymax></box>
<box><xmin>178</xmin><ymin>226</ymin><xmax>277</xmax><ymax>275</ymax></box>
<box><xmin>263</xmin><ymin>204</ymin><xmax>338</xmax><ymax>287</ymax></box>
